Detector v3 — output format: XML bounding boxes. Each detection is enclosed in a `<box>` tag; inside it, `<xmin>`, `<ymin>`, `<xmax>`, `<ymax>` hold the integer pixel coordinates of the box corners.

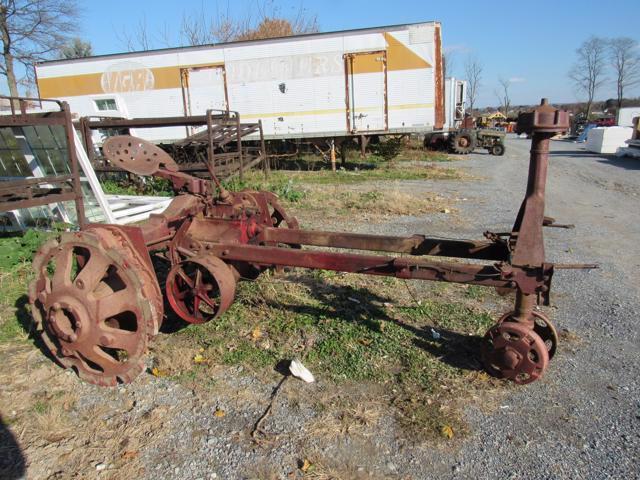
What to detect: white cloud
<box><xmin>509</xmin><ymin>77</ymin><xmax>526</xmax><ymax>83</ymax></box>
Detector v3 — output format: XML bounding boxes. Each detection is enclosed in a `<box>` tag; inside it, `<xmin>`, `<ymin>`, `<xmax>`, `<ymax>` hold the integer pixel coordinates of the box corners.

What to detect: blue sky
<box><xmin>68</xmin><ymin>0</ymin><xmax>640</xmax><ymax>106</ymax></box>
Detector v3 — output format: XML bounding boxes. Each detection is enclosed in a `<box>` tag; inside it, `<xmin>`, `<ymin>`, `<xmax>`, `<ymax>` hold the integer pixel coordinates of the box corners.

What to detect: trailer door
<box><xmin>181</xmin><ymin>66</ymin><xmax>228</xmax><ymax>116</ymax></box>
<box><xmin>345</xmin><ymin>51</ymin><xmax>388</xmax><ymax>132</ymax></box>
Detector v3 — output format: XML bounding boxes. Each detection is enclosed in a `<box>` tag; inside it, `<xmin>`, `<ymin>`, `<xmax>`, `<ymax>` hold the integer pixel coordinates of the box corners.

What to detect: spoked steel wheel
<box><xmin>29</xmin><ymin>228</ymin><xmax>162</xmax><ymax>386</ymax></box>
<box><xmin>166</xmin><ymin>257</ymin><xmax>236</xmax><ymax>324</ymax></box>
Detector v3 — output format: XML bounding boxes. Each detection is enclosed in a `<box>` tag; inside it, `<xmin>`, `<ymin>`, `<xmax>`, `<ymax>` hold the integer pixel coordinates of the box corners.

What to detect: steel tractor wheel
<box><xmin>28</xmin><ymin>227</ymin><xmax>163</xmax><ymax>386</ymax></box>
<box><xmin>450</xmin><ymin>130</ymin><xmax>476</xmax><ymax>154</ymax></box>
<box><xmin>481</xmin><ymin>321</ymin><xmax>550</xmax><ymax>384</ymax></box>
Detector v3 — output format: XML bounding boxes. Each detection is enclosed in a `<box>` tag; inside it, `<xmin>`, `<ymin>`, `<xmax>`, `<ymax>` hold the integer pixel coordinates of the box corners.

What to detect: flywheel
<box><xmin>28</xmin><ymin>227</ymin><xmax>163</xmax><ymax>386</ymax></box>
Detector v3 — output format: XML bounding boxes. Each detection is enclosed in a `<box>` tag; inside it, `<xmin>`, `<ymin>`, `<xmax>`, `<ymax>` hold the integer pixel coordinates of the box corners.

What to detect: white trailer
<box><xmin>36</xmin><ymin>22</ymin><xmax>457</xmax><ymax>143</ymax></box>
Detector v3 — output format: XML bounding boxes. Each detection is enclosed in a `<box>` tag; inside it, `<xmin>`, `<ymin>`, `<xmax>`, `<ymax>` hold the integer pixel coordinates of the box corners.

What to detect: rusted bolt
<box><xmin>68</xmin><ymin>333</ymin><xmax>78</xmax><ymax>342</ymax></box>
<box><xmin>222</xmin><ymin>249</ymin><xmax>229</xmax><ymax>256</ymax></box>
<box><xmin>60</xmin><ymin>347</ymin><xmax>71</xmax><ymax>356</ymax></box>
<box><xmin>75</xmin><ymin>279</ymin><xmax>85</xmax><ymax>290</ymax></box>
<box><xmin>52</xmin><ymin>302</ymin><xmax>61</xmax><ymax>311</ymax></box>
<box><xmin>99</xmin><ymin>335</ymin><xmax>113</xmax><ymax>346</ymax></box>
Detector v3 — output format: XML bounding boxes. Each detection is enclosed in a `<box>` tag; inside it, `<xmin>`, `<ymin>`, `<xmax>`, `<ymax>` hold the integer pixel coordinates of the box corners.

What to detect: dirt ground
<box><xmin>1</xmin><ymin>136</ymin><xmax>638</xmax><ymax>479</ymax></box>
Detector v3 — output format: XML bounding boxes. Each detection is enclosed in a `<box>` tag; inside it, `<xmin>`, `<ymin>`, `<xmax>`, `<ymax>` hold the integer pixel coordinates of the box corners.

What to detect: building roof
<box><xmin>38</xmin><ymin>20</ymin><xmax>439</xmax><ymax>67</ymax></box>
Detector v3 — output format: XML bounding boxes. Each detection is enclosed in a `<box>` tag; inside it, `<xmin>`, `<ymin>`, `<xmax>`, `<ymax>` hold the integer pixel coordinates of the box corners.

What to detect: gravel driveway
<box><xmin>9</xmin><ymin>136</ymin><xmax>638</xmax><ymax>480</ymax></box>
<box><xmin>410</xmin><ymin>136</ymin><xmax>640</xmax><ymax>479</ymax></box>
<box><xmin>150</xmin><ymin>137</ymin><xmax>639</xmax><ymax>479</ymax></box>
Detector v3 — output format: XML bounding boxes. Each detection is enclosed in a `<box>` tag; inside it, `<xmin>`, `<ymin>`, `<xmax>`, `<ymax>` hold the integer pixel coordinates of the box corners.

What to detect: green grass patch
<box><xmin>0</xmin><ymin>231</ymin><xmax>52</xmax><ymax>344</ymax></box>
<box><xmin>159</xmin><ymin>271</ymin><xmax>502</xmax><ymax>438</ymax></box>
<box><xmin>101</xmin><ymin>177</ymin><xmax>173</xmax><ymax>197</ymax></box>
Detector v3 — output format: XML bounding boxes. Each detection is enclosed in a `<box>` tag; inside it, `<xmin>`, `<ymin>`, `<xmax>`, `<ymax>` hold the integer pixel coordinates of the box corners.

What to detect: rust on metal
<box><xmin>80</xmin><ymin>110</ymin><xmax>267</xmax><ymax>180</ymax></box>
<box><xmin>25</xmin><ymin>97</ymin><xmax>591</xmax><ymax>387</ymax></box>
<box><xmin>0</xmin><ymin>95</ymin><xmax>86</xmax><ymax>227</ymax></box>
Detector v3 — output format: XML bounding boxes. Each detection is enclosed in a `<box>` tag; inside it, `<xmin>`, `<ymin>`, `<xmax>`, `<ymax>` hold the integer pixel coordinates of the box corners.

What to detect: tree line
<box><xmin>570</xmin><ymin>36</ymin><xmax>640</xmax><ymax>119</ymax></box>
<box><xmin>456</xmin><ymin>36</ymin><xmax>639</xmax><ymax>119</ymax></box>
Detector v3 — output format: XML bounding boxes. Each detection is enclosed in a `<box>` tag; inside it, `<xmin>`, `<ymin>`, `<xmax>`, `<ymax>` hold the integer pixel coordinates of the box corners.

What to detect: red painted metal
<box><xmin>29</xmin><ymin>227</ymin><xmax>162</xmax><ymax>386</ymax></box>
<box><xmin>166</xmin><ymin>256</ymin><xmax>237</xmax><ymax>324</ymax></box>
<box><xmin>28</xmin><ymin>98</ymin><xmax>593</xmax><ymax>386</ymax></box>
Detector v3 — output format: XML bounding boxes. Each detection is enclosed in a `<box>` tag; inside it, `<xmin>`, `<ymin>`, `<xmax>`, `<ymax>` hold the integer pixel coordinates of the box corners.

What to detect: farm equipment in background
<box><xmin>28</xmin><ymin>99</ymin><xmax>594</xmax><ymax>387</ymax></box>
<box><xmin>424</xmin><ymin>127</ymin><xmax>506</xmax><ymax>156</ymax></box>
<box><xmin>449</xmin><ymin>128</ymin><xmax>506</xmax><ymax>155</ymax></box>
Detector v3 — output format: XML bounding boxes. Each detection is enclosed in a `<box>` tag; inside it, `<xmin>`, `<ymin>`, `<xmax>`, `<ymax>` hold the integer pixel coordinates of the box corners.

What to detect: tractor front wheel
<box><xmin>491</xmin><ymin>144</ymin><xmax>505</xmax><ymax>156</ymax></box>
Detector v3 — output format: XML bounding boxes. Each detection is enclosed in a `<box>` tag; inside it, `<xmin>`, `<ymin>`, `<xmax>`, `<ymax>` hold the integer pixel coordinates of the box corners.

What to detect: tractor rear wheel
<box><xmin>450</xmin><ymin>130</ymin><xmax>476</xmax><ymax>154</ymax></box>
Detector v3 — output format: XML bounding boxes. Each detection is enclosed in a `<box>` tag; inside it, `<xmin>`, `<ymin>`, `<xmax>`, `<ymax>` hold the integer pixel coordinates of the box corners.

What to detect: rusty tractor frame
<box><xmin>27</xmin><ymin>98</ymin><xmax>594</xmax><ymax>387</ymax></box>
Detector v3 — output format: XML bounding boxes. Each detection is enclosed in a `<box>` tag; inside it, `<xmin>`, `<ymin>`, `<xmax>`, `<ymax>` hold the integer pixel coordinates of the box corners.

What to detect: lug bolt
<box><xmin>75</xmin><ymin>279</ymin><xmax>85</xmax><ymax>290</ymax></box>
<box><xmin>52</xmin><ymin>302</ymin><xmax>61</xmax><ymax>311</ymax></box>
<box><xmin>60</xmin><ymin>347</ymin><xmax>71</xmax><ymax>356</ymax></box>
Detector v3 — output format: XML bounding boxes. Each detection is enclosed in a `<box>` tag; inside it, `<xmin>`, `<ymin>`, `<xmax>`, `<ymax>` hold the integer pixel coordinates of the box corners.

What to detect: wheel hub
<box><xmin>47</xmin><ymin>298</ymin><xmax>88</xmax><ymax>343</ymax></box>
<box><xmin>481</xmin><ymin>321</ymin><xmax>549</xmax><ymax>384</ymax></box>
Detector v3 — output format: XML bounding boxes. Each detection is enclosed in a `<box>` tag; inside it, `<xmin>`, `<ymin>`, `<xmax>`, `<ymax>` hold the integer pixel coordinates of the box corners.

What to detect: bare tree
<box><xmin>156</xmin><ymin>21</ymin><xmax>175</xmax><ymax>49</ymax></box>
<box><xmin>464</xmin><ymin>55</ymin><xmax>483</xmax><ymax>117</ymax></box>
<box><xmin>117</xmin><ymin>16</ymin><xmax>151</xmax><ymax>52</ymax></box>
<box><xmin>569</xmin><ymin>36</ymin><xmax>608</xmax><ymax>119</ymax></box>
<box><xmin>442</xmin><ymin>47</ymin><xmax>456</xmax><ymax>78</ymax></box>
<box><xmin>0</xmin><ymin>0</ymin><xmax>79</xmax><ymax>98</ymax></box>
<box><xmin>180</xmin><ymin>10</ymin><xmax>216</xmax><ymax>46</ymax></box>
<box><xmin>608</xmin><ymin>37</ymin><xmax>640</xmax><ymax>111</ymax></box>
<box><xmin>59</xmin><ymin>37</ymin><xmax>92</xmax><ymax>59</ymax></box>
<box><xmin>179</xmin><ymin>0</ymin><xmax>318</xmax><ymax>47</ymax></box>
<box><xmin>494</xmin><ymin>77</ymin><xmax>511</xmax><ymax>116</ymax></box>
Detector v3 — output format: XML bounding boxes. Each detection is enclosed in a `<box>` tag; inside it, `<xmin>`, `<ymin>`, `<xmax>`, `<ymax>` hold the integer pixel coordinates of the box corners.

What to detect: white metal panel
<box><xmin>350</xmin><ymin>73</ymin><xmax>385</xmax><ymax>132</ymax></box>
<box><xmin>344</xmin><ymin>33</ymin><xmax>386</xmax><ymax>53</ymax></box>
<box><xmin>618</xmin><ymin>107</ymin><xmax>640</xmax><ymax>127</ymax></box>
<box><xmin>184</xmin><ymin>66</ymin><xmax>227</xmax><ymax>114</ymax></box>
<box><xmin>37</xmin><ymin>23</ymin><xmax>440</xmax><ymax>140</ymax></box>
<box><xmin>387</xmin><ymin>69</ymin><xmax>434</xmax><ymax>129</ymax></box>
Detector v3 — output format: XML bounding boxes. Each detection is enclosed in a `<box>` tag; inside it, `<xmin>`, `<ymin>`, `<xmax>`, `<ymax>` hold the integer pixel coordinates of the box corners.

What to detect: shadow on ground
<box><xmin>267</xmin><ymin>274</ymin><xmax>485</xmax><ymax>373</ymax></box>
<box><xmin>0</xmin><ymin>415</ymin><xmax>26</xmax><ymax>478</ymax></box>
<box><xmin>15</xmin><ymin>294</ymin><xmax>59</xmax><ymax>365</ymax></box>
<box><xmin>595</xmin><ymin>156</ymin><xmax>640</xmax><ymax>171</ymax></box>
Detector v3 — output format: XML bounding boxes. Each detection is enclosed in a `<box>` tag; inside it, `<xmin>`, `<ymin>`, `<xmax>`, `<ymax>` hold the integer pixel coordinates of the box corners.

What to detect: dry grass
<box><xmin>311</xmin><ymin>403</ymin><xmax>383</xmax><ymax>439</ymax></box>
<box><xmin>294</xmin><ymin>184</ymin><xmax>454</xmax><ymax>220</ymax></box>
<box><xmin>0</xmin><ymin>339</ymin><xmax>177</xmax><ymax>479</ymax></box>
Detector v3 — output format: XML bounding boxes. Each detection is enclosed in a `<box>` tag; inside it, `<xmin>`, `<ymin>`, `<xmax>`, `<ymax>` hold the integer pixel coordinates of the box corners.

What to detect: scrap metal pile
<box><xmin>28</xmin><ymin>99</ymin><xmax>593</xmax><ymax>387</ymax></box>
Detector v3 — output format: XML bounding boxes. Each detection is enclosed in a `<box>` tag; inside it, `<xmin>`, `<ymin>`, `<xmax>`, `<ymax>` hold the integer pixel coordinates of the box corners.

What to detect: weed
<box><xmin>0</xmin><ymin>230</ymin><xmax>53</xmax><ymax>270</ymax></box>
<box><xmin>101</xmin><ymin>177</ymin><xmax>173</xmax><ymax>197</ymax></box>
<box><xmin>371</xmin><ymin>137</ymin><xmax>403</xmax><ymax>161</ymax></box>
<box><xmin>33</xmin><ymin>400</ymin><xmax>49</xmax><ymax>414</ymax></box>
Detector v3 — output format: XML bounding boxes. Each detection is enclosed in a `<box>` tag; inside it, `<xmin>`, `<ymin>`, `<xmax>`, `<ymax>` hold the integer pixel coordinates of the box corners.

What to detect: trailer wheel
<box><xmin>491</xmin><ymin>144</ymin><xmax>505</xmax><ymax>156</ymax></box>
<box><xmin>450</xmin><ymin>130</ymin><xmax>476</xmax><ymax>154</ymax></box>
